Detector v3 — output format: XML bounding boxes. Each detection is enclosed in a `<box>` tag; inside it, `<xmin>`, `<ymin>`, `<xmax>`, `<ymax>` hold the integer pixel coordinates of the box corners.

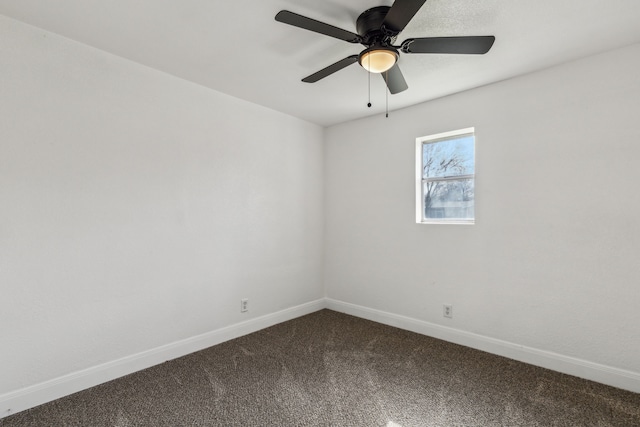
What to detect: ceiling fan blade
<box><xmin>275</xmin><ymin>10</ymin><xmax>362</xmax><ymax>43</ymax></box>
<box><xmin>382</xmin><ymin>0</ymin><xmax>427</xmax><ymax>33</ymax></box>
<box><xmin>381</xmin><ymin>63</ymin><xmax>408</xmax><ymax>94</ymax></box>
<box><xmin>302</xmin><ymin>55</ymin><xmax>359</xmax><ymax>83</ymax></box>
<box><xmin>402</xmin><ymin>36</ymin><xmax>496</xmax><ymax>54</ymax></box>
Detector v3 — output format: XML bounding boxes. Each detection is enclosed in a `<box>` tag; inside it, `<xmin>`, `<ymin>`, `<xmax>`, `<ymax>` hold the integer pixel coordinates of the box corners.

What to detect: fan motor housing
<box><xmin>356</xmin><ymin>6</ymin><xmax>397</xmax><ymax>45</ymax></box>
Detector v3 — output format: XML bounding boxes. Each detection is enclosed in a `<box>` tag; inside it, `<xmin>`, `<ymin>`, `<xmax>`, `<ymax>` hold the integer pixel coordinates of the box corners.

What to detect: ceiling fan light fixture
<box><xmin>359</xmin><ymin>46</ymin><xmax>398</xmax><ymax>73</ymax></box>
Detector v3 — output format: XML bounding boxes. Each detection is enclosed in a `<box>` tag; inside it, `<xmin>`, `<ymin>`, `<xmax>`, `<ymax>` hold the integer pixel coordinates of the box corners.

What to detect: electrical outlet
<box><xmin>240</xmin><ymin>299</ymin><xmax>248</xmax><ymax>313</ymax></box>
<box><xmin>443</xmin><ymin>304</ymin><xmax>453</xmax><ymax>318</ymax></box>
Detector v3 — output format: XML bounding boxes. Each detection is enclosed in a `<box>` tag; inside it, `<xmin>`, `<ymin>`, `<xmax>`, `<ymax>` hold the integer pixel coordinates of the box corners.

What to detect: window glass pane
<box><xmin>422</xmin><ymin>135</ymin><xmax>474</xmax><ymax>179</ymax></box>
<box><xmin>423</xmin><ymin>179</ymin><xmax>474</xmax><ymax>220</ymax></box>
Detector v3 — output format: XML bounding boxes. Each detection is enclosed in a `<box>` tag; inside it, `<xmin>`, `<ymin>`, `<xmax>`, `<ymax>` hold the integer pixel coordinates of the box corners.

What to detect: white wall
<box><xmin>325</xmin><ymin>43</ymin><xmax>640</xmax><ymax>383</ymax></box>
<box><xmin>0</xmin><ymin>15</ymin><xmax>324</xmax><ymax>399</ymax></box>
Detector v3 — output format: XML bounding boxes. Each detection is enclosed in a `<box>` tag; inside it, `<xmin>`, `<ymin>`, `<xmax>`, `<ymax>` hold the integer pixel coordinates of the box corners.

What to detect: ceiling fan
<box><xmin>275</xmin><ymin>0</ymin><xmax>495</xmax><ymax>94</ymax></box>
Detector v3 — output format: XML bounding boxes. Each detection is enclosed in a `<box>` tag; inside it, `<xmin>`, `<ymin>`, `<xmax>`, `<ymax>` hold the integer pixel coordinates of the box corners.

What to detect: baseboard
<box><xmin>325</xmin><ymin>298</ymin><xmax>640</xmax><ymax>394</ymax></box>
<box><xmin>0</xmin><ymin>299</ymin><xmax>325</xmax><ymax>419</ymax></box>
<box><xmin>4</xmin><ymin>297</ymin><xmax>638</xmax><ymax>419</ymax></box>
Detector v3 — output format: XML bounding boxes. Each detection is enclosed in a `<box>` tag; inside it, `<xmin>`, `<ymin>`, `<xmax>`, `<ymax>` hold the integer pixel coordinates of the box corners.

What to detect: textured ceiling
<box><xmin>1</xmin><ymin>0</ymin><xmax>640</xmax><ymax>126</ymax></box>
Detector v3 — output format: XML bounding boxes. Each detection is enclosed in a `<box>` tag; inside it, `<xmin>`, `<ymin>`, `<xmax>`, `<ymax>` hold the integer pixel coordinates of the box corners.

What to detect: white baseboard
<box><xmin>325</xmin><ymin>298</ymin><xmax>640</xmax><ymax>394</ymax></box>
<box><xmin>0</xmin><ymin>299</ymin><xmax>325</xmax><ymax>419</ymax></box>
<box><xmin>4</xmin><ymin>297</ymin><xmax>638</xmax><ymax>419</ymax></box>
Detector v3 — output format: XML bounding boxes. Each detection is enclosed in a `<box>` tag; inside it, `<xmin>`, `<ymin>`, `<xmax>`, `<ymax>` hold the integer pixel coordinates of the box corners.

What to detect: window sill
<box><xmin>417</xmin><ymin>220</ymin><xmax>474</xmax><ymax>225</ymax></box>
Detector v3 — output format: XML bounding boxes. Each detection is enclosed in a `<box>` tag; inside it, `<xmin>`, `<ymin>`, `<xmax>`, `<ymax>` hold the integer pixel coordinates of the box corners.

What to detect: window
<box><xmin>416</xmin><ymin>128</ymin><xmax>475</xmax><ymax>224</ymax></box>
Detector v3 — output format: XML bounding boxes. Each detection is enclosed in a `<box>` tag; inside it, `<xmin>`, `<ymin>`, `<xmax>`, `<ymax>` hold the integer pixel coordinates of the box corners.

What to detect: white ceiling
<box><xmin>1</xmin><ymin>0</ymin><xmax>640</xmax><ymax>127</ymax></box>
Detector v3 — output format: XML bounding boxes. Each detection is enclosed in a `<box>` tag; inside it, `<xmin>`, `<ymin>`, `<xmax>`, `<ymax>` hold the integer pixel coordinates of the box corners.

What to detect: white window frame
<box><xmin>415</xmin><ymin>127</ymin><xmax>475</xmax><ymax>225</ymax></box>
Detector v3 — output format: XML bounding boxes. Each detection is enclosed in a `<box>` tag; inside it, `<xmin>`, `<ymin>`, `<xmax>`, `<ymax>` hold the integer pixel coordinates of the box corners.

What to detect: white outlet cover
<box><xmin>443</xmin><ymin>305</ymin><xmax>453</xmax><ymax>318</ymax></box>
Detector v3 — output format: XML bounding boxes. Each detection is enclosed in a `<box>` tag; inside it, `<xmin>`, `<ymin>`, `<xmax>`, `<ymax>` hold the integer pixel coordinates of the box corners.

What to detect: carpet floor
<box><xmin>2</xmin><ymin>309</ymin><xmax>639</xmax><ymax>426</ymax></box>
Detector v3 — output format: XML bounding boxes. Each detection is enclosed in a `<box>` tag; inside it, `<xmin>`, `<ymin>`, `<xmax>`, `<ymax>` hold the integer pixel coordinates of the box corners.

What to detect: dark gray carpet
<box><xmin>2</xmin><ymin>309</ymin><xmax>639</xmax><ymax>426</ymax></box>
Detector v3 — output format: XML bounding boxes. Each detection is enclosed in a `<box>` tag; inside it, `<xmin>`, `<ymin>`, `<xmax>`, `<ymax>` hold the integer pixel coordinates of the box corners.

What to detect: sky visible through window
<box><xmin>422</xmin><ymin>135</ymin><xmax>474</xmax><ymax>179</ymax></box>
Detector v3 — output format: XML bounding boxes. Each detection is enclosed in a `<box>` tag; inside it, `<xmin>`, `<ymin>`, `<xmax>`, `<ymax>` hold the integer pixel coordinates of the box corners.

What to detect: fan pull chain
<box><xmin>367</xmin><ymin>56</ymin><xmax>372</xmax><ymax>108</ymax></box>
<box><xmin>385</xmin><ymin>71</ymin><xmax>389</xmax><ymax>118</ymax></box>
